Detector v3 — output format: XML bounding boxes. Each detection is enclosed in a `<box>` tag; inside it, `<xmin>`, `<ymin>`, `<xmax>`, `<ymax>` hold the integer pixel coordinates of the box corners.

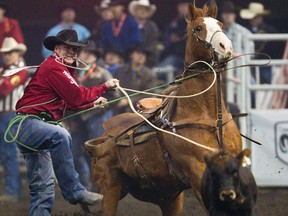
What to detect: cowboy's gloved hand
<box><xmin>105</xmin><ymin>79</ymin><xmax>119</xmax><ymax>90</ymax></box>
<box><xmin>94</xmin><ymin>97</ymin><xmax>107</xmax><ymax>107</ymax></box>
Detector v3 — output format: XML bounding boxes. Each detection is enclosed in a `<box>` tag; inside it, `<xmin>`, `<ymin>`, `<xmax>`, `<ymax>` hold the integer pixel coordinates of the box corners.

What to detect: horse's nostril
<box><xmin>220</xmin><ymin>43</ymin><xmax>225</xmax><ymax>50</ymax></box>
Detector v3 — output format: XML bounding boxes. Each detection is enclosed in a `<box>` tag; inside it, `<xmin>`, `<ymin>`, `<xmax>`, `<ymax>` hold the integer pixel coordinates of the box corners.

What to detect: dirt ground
<box><xmin>0</xmin><ymin>174</ymin><xmax>288</xmax><ymax>216</ymax></box>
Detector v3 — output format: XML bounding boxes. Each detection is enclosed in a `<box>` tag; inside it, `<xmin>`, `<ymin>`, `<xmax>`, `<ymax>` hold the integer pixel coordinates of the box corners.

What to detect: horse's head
<box><xmin>185</xmin><ymin>0</ymin><xmax>233</xmax><ymax>63</ymax></box>
<box><xmin>203</xmin><ymin>148</ymin><xmax>251</xmax><ymax>203</ymax></box>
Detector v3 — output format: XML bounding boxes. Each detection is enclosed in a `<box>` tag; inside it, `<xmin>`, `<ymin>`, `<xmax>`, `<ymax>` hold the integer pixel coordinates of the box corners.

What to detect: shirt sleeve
<box><xmin>44</xmin><ymin>65</ymin><xmax>108</xmax><ymax>109</ymax></box>
<box><xmin>0</xmin><ymin>69</ymin><xmax>28</xmax><ymax>97</ymax></box>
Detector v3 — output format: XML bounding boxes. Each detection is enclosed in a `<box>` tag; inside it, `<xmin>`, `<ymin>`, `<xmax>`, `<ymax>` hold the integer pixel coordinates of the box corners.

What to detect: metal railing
<box><xmin>227</xmin><ymin>34</ymin><xmax>288</xmax><ymax>148</ymax></box>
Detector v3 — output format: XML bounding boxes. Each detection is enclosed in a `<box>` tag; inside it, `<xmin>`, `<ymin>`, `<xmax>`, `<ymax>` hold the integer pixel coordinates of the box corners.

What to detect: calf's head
<box><xmin>204</xmin><ymin>148</ymin><xmax>251</xmax><ymax>202</ymax></box>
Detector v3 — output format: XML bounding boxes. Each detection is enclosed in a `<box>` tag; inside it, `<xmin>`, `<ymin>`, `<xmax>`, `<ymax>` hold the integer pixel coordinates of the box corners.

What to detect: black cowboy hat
<box><xmin>43</xmin><ymin>29</ymin><xmax>87</xmax><ymax>51</ymax></box>
<box><xmin>221</xmin><ymin>1</ymin><xmax>238</xmax><ymax>14</ymax></box>
<box><xmin>127</xmin><ymin>44</ymin><xmax>151</xmax><ymax>57</ymax></box>
<box><xmin>104</xmin><ymin>46</ymin><xmax>124</xmax><ymax>58</ymax></box>
<box><xmin>109</xmin><ymin>0</ymin><xmax>127</xmax><ymax>7</ymax></box>
<box><xmin>80</xmin><ymin>40</ymin><xmax>103</xmax><ymax>58</ymax></box>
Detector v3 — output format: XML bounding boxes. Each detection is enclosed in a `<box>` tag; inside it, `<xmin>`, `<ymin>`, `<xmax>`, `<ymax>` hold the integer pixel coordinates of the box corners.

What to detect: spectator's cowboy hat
<box><xmin>109</xmin><ymin>0</ymin><xmax>127</xmax><ymax>7</ymax></box>
<box><xmin>0</xmin><ymin>37</ymin><xmax>27</xmax><ymax>53</ymax></box>
<box><xmin>221</xmin><ymin>1</ymin><xmax>238</xmax><ymax>14</ymax></box>
<box><xmin>240</xmin><ymin>2</ymin><xmax>271</xmax><ymax>19</ymax></box>
<box><xmin>43</xmin><ymin>29</ymin><xmax>87</xmax><ymax>51</ymax></box>
<box><xmin>128</xmin><ymin>0</ymin><xmax>156</xmax><ymax>18</ymax></box>
<box><xmin>104</xmin><ymin>46</ymin><xmax>124</xmax><ymax>59</ymax></box>
<box><xmin>95</xmin><ymin>0</ymin><xmax>111</xmax><ymax>14</ymax></box>
<box><xmin>81</xmin><ymin>40</ymin><xmax>103</xmax><ymax>59</ymax></box>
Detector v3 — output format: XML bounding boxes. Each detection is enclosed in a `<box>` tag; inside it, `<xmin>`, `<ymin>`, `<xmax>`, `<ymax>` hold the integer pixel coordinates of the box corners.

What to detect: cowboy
<box><xmin>12</xmin><ymin>29</ymin><xmax>119</xmax><ymax>216</ymax></box>
<box><xmin>100</xmin><ymin>0</ymin><xmax>141</xmax><ymax>53</ymax></box>
<box><xmin>104</xmin><ymin>46</ymin><xmax>124</xmax><ymax>74</ymax></box>
<box><xmin>113</xmin><ymin>44</ymin><xmax>157</xmax><ymax>115</ymax></box>
<box><xmin>220</xmin><ymin>1</ymin><xmax>254</xmax><ymax>57</ymax></box>
<box><xmin>128</xmin><ymin>0</ymin><xmax>161</xmax><ymax>67</ymax></box>
<box><xmin>240</xmin><ymin>2</ymin><xmax>281</xmax><ymax>84</ymax></box>
<box><xmin>0</xmin><ymin>37</ymin><xmax>27</xmax><ymax>202</ymax></box>
<box><xmin>92</xmin><ymin>0</ymin><xmax>114</xmax><ymax>44</ymax></box>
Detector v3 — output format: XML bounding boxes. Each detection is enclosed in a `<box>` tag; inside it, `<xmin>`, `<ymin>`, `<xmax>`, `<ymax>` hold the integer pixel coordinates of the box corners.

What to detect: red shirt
<box><xmin>16</xmin><ymin>54</ymin><xmax>108</xmax><ymax>120</ymax></box>
<box><xmin>0</xmin><ymin>17</ymin><xmax>24</xmax><ymax>45</ymax></box>
<box><xmin>0</xmin><ymin>61</ymin><xmax>28</xmax><ymax>97</ymax></box>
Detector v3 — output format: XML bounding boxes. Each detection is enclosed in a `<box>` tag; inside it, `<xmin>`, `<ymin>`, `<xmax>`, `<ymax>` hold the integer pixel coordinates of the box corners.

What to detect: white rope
<box><xmin>2</xmin><ymin>65</ymin><xmax>39</xmax><ymax>77</ymax></box>
<box><xmin>2</xmin><ymin>56</ymin><xmax>89</xmax><ymax>77</ymax></box>
<box><xmin>55</xmin><ymin>56</ymin><xmax>90</xmax><ymax>71</ymax></box>
<box><xmin>116</xmin><ymin>83</ymin><xmax>217</xmax><ymax>152</ymax></box>
<box><xmin>121</xmin><ymin>60</ymin><xmax>216</xmax><ymax>99</ymax></box>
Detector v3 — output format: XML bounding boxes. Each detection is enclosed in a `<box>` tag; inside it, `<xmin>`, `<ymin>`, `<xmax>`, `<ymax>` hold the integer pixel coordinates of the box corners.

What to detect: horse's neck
<box><xmin>174</xmin><ymin>74</ymin><xmax>227</xmax><ymax>121</ymax></box>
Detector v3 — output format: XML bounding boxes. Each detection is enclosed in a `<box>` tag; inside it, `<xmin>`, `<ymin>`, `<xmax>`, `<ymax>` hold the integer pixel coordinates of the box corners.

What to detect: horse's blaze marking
<box><xmin>203</xmin><ymin>17</ymin><xmax>223</xmax><ymax>42</ymax></box>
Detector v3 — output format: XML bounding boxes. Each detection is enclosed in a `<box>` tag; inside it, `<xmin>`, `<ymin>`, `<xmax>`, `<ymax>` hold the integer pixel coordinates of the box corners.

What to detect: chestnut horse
<box><xmin>85</xmin><ymin>1</ymin><xmax>241</xmax><ymax>215</ymax></box>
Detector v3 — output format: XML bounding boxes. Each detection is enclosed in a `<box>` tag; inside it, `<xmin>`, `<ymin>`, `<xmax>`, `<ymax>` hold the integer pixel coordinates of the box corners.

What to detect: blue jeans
<box><xmin>0</xmin><ymin>112</ymin><xmax>23</xmax><ymax>198</ymax></box>
<box><xmin>71</xmin><ymin>111</ymin><xmax>112</xmax><ymax>189</ymax></box>
<box><xmin>12</xmin><ymin>117</ymin><xmax>86</xmax><ymax>216</ymax></box>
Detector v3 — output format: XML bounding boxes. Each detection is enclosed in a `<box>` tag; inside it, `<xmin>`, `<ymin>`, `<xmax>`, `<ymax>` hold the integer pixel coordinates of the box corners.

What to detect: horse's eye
<box><xmin>195</xmin><ymin>26</ymin><xmax>202</xmax><ymax>31</ymax></box>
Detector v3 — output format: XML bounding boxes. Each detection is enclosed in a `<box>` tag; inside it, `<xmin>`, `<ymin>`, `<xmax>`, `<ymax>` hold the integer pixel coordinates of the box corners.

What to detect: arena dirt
<box><xmin>0</xmin><ymin>180</ymin><xmax>287</xmax><ymax>216</ymax></box>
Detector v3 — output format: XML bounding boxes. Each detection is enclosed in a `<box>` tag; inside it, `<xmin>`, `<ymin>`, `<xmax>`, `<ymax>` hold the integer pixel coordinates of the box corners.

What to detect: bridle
<box><xmin>185</xmin><ymin>27</ymin><xmax>229</xmax><ymax>149</ymax></box>
<box><xmin>190</xmin><ymin>27</ymin><xmax>223</xmax><ymax>63</ymax></box>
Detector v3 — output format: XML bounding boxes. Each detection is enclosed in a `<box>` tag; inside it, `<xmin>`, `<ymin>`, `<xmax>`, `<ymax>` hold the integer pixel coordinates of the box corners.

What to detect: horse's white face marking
<box><xmin>203</xmin><ymin>17</ymin><xmax>233</xmax><ymax>59</ymax></box>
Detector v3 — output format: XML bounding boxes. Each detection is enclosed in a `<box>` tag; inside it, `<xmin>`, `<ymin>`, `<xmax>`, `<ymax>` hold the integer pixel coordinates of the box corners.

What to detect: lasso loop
<box><xmin>121</xmin><ymin>60</ymin><xmax>216</xmax><ymax>98</ymax></box>
<box><xmin>2</xmin><ymin>56</ymin><xmax>90</xmax><ymax>77</ymax></box>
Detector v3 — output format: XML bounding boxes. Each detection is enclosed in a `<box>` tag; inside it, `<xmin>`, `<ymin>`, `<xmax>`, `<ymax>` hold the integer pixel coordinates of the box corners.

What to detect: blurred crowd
<box><xmin>0</xmin><ymin>0</ymin><xmax>286</xmax><ymax>202</ymax></box>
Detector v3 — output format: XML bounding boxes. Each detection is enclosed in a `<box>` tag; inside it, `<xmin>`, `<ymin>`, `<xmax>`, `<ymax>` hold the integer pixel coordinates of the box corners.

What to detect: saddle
<box><xmin>84</xmin><ymin>86</ymin><xmax>179</xmax><ymax>158</ymax></box>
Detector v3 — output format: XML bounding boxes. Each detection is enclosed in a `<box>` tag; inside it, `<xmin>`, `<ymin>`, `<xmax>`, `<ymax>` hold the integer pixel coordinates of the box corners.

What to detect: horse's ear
<box><xmin>205</xmin><ymin>0</ymin><xmax>218</xmax><ymax>18</ymax></box>
<box><xmin>187</xmin><ymin>1</ymin><xmax>197</xmax><ymax>21</ymax></box>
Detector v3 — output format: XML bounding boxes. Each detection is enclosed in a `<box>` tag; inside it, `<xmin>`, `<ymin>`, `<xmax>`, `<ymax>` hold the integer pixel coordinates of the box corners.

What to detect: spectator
<box><xmin>41</xmin><ymin>5</ymin><xmax>91</xmax><ymax>59</ymax></box>
<box><xmin>221</xmin><ymin>1</ymin><xmax>254</xmax><ymax>56</ymax></box>
<box><xmin>113</xmin><ymin>44</ymin><xmax>158</xmax><ymax>115</ymax></box>
<box><xmin>240</xmin><ymin>2</ymin><xmax>281</xmax><ymax>84</ymax></box>
<box><xmin>128</xmin><ymin>0</ymin><xmax>160</xmax><ymax>67</ymax></box>
<box><xmin>0</xmin><ymin>37</ymin><xmax>27</xmax><ymax>202</ymax></box>
<box><xmin>100</xmin><ymin>0</ymin><xmax>141</xmax><ymax>54</ymax></box>
<box><xmin>104</xmin><ymin>47</ymin><xmax>124</xmax><ymax>74</ymax></box>
<box><xmin>92</xmin><ymin>0</ymin><xmax>113</xmax><ymax>45</ymax></box>
<box><xmin>158</xmin><ymin>0</ymin><xmax>189</xmax><ymax>73</ymax></box>
<box><xmin>0</xmin><ymin>2</ymin><xmax>24</xmax><ymax>46</ymax></box>
<box><xmin>67</xmin><ymin>40</ymin><xmax>115</xmax><ymax>190</ymax></box>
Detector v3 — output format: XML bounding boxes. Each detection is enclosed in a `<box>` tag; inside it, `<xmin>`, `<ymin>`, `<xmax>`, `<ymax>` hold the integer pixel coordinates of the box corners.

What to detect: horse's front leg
<box><xmin>159</xmin><ymin>191</ymin><xmax>185</xmax><ymax>216</ymax></box>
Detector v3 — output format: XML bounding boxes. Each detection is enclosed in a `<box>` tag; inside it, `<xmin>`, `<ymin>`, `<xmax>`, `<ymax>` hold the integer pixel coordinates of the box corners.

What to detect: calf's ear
<box><xmin>237</xmin><ymin>148</ymin><xmax>252</xmax><ymax>167</ymax></box>
<box><xmin>204</xmin><ymin>152</ymin><xmax>212</xmax><ymax>168</ymax></box>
